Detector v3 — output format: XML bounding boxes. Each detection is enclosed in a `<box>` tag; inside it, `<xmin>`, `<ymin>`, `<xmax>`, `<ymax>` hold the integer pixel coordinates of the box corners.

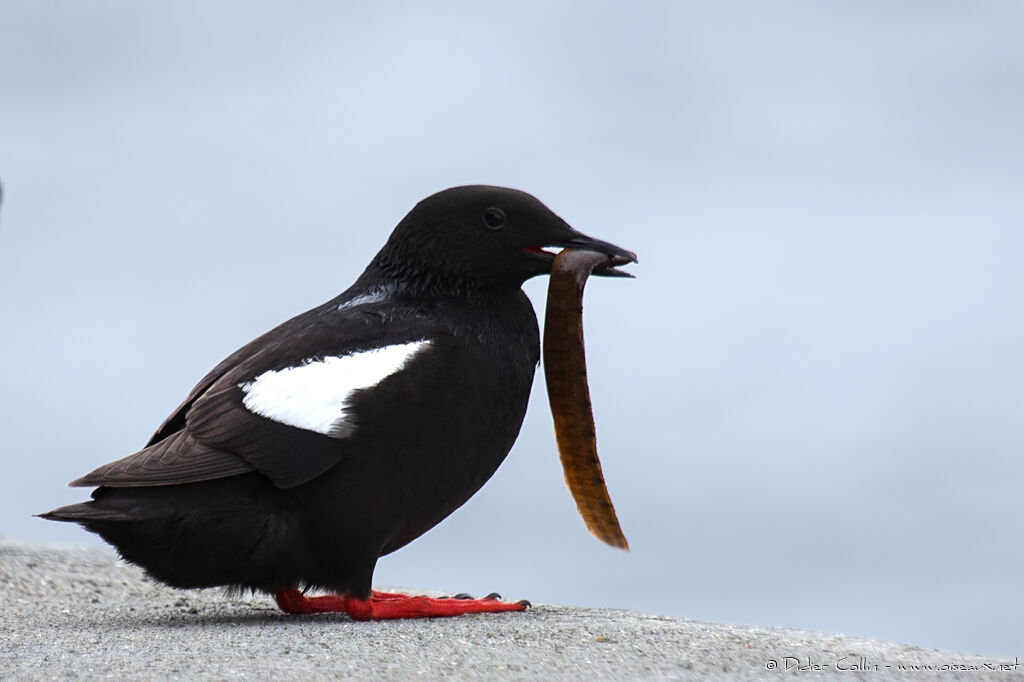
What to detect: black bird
<box><xmin>41</xmin><ymin>185</ymin><xmax>635</xmax><ymax>619</ymax></box>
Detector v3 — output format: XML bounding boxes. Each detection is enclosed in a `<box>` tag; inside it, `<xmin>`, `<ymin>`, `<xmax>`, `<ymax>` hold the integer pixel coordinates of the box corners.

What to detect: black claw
<box><xmin>452</xmin><ymin>593</ymin><xmax>473</xmax><ymax>600</ymax></box>
<box><xmin>484</xmin><ymin>592</ymin><xmax>501</xmax><ymax>600</ymax></box>
<box><xmin>517</xmin><ymin>599</ymin><xmax>532</xmax><ymax>608</ymax></box>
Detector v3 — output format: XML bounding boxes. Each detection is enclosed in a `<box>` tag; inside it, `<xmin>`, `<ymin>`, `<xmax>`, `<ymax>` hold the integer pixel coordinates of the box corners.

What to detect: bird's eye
<box><xmin>482</xmin><ymin>207</ymin><xmax>506</xmax><ymax>230</ymax></box>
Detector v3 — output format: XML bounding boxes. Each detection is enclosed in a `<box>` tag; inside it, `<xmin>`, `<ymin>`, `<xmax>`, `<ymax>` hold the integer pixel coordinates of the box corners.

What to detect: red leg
<box><xmin>274</xmin><ymin>589</ymin><xmax>348</xmax><ymax>613</ymax></box>
<box><xmin>273</xmin><ymin>589</ymin><xmax>529</xmax><ymax>619</ymax></box>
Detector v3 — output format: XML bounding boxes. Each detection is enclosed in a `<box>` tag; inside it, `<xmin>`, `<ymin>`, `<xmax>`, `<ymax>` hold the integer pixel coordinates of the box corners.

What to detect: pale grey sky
<box><xmin>2</xmin><ymin>2</ymin><xmax>1021</xmax><ymax>657</ymax></box>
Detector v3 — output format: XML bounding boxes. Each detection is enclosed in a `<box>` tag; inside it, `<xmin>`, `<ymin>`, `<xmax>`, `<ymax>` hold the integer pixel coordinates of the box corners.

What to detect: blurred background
<box><xmin>1</xmin><ymin>1</ymin><xmax>1021</xmax><ymax>657</ymax></box>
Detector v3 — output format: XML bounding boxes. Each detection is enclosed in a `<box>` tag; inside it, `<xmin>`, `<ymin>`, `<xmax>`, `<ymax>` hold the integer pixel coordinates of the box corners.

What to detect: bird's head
<box><xmin>369</xmin><ymin>185</ymin><xmax>636</xmax><ymax>296</ymax></box>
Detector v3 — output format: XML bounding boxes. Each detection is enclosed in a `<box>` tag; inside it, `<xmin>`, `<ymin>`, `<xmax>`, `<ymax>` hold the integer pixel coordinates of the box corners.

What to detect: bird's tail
<box><xmin>37</xmin><ymin>501</ymin><xmax>135</xmax><ymax>523</ymax></box>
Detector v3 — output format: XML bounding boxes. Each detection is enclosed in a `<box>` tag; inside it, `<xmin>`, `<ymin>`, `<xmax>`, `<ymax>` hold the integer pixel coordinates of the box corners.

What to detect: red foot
<box><xmin>274</xmin><ymin>589</ymin><xmax>529</xmax><ymax>620</ymax></box>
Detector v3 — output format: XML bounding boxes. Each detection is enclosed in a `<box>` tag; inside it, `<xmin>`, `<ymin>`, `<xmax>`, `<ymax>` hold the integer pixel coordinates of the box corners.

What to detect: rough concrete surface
<box><xmin>1</xmin><ymin>541</ymin><xmax>1019</xmax><ymax>680</ymax></box>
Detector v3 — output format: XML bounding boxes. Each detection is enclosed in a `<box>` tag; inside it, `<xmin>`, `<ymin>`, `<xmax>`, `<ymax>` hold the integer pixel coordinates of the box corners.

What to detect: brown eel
<box><xmin>543</xmin><ymin>249</ymin><xmax>630</xmax><ymax>550</ymax></box>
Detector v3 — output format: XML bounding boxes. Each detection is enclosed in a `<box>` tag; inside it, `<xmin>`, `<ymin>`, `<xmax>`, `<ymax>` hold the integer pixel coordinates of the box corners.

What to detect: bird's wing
<box><xmin>74</xmin><ymin>300</ymin><xmax>452</xmax><ymax>490</ymax></box>
<box><xmin>69</xmin><ymin>430</ymin><xmax>255</xmax><ymax>487</ymax></box>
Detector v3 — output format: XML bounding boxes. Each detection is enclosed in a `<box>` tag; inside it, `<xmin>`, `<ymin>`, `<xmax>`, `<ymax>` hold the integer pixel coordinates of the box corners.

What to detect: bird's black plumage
<box><xmin>42</xmin><ymin>185</ymin><xmax>635</xmax><ymax>609</ymax></box>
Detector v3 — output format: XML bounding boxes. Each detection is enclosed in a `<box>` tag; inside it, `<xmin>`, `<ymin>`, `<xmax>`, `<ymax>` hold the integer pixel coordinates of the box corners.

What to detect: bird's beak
<box><xmin>549</xmin><ymin>233</ymin><xmax>638</xmax><ymax>278</ymax></box>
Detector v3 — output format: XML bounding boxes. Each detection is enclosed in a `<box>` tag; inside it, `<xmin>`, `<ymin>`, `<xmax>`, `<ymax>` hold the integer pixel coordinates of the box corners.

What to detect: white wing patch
<box><xmin>238</xmin><ymin>340</ymin><xmax>431</xmax><ymax>437</ymax></box>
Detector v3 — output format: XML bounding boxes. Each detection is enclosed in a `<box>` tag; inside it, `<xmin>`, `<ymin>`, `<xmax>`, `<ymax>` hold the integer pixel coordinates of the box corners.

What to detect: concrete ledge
<box><xmin>1</xmin><ymin>541</ymin><xmax>1017</xmax><ymax>680</ymax></box>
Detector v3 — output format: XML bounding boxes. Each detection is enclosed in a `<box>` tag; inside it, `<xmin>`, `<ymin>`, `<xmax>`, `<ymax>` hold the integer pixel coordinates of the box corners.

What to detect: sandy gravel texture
<box><xmin>1</xmin><ymin>541</ymin><xmax>1019</xmax><ymax>681</ymax></box>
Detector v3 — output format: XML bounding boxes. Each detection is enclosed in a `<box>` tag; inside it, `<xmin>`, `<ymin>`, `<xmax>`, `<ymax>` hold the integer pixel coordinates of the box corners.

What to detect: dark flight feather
<box><xmin>69</xmin><ymin>430</ymin><xmax>253</xmax><ymax>488</ymax></box>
